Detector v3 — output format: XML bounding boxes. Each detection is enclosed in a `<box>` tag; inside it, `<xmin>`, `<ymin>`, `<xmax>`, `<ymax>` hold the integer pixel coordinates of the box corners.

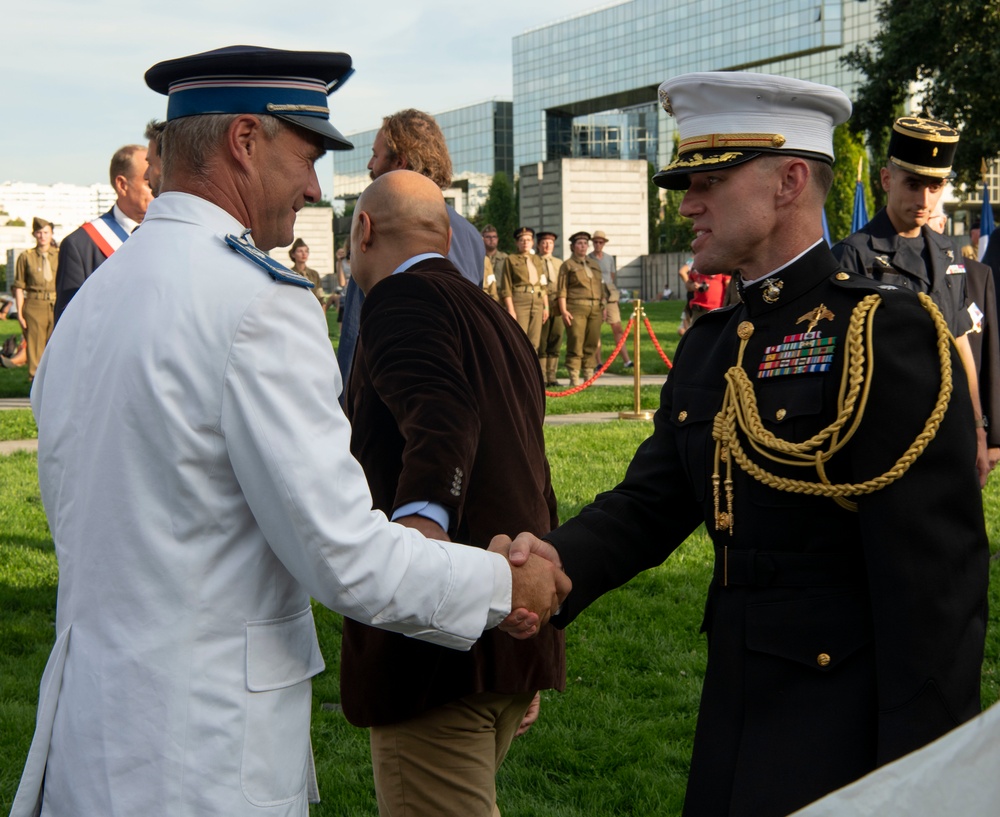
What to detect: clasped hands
<box><xmin>489</xmin><ymin>533</ymin><xmax>570</xmax><ymax>639</ymax></box>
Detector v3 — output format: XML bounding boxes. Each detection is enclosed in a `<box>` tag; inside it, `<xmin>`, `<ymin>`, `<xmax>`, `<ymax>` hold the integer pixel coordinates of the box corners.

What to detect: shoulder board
<box><xmin>224</xmin><ymin>231</ymin><xmax>314</xmax><ymax>288</ymax></box>
<box><xmin>828</xmin><ymin>269</ymin><xmax>905</xmax><ymax>296</ymax></box>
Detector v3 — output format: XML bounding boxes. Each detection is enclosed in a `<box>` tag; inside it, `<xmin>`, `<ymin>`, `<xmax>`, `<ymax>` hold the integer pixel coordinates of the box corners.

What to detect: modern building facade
<box><xmin>512</xmin><ymin>0</ymin><xmax>879</xmax><ymax>173</ymax></box>
<box><xmin>332</xmin><ymin>99</ymin><xmax>513</xmax><ymax>218</ymax></box>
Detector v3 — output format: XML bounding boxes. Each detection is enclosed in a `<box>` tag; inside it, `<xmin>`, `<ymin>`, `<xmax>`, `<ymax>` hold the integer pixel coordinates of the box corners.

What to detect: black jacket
<box><xmin>548</xmin><ymin>243</ymin><xmax>988</xmax><ymax>817</ymax></box>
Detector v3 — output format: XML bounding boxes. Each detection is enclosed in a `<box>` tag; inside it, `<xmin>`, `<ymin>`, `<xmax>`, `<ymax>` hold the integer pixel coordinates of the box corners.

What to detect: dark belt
<box><xmin>715</xmin><ymin>547</ymin><xmax>862</xmax><ymax>588</ymax></box>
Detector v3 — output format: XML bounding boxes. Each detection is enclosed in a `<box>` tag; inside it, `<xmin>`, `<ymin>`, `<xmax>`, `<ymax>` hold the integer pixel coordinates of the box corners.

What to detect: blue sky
<box><xmin>0</xmin><ymin>0</ymin><xmax>605</xmax><ymax>190</ymax></box>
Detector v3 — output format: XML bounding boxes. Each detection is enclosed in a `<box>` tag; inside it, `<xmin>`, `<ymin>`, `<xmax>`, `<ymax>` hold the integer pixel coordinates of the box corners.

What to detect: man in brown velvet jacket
<box><xmin>341</xmin><ymin>169</ymin><xmax>566</xmax><ymax>817</ymax></box>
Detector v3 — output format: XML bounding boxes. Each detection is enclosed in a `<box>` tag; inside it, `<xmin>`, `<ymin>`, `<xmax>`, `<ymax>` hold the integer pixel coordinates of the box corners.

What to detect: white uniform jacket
<box><xmin>12</xmin><ymin>192</ymin><xmax>511</xmax><ymax>817</ymax></box>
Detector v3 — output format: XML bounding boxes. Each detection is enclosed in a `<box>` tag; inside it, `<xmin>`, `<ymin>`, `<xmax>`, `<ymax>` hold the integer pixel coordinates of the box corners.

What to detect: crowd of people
<box><xmin>482</xmin><ymin>224</ymin><xmax>632</xmax><ymax>386</ymax></box>
<box><xmin>5</xmin><ymin>44</ymin><xmax>998</xmax><ymax>817</ymax></box>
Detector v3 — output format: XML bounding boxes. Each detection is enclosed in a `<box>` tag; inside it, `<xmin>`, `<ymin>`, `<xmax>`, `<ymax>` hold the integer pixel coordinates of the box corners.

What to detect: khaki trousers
<box><xmin>537</xmin><ymin>311</ymin><xmax>564</xmax><ymax>359</ymax></box>
<box><xmin>564</xmin><ymin>299</ymin><xmax>603</xmax><ymax>374</ymax></box>
<box><xmin>22</xmin><ymin>297</ymin><xmax>55</xmax><ymax>378</ymax></box>
<box><xmin>370</xmin><ymin>690</ymin><xmax>536</xmax><ymax>817</ymax></box>
<box><xmin>511</xmin><ymin>290</ymin><xmax>545</xmax><ymax>351</ymax></box>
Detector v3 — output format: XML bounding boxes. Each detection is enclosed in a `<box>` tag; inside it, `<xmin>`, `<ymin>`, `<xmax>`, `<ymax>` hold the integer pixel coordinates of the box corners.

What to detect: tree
<box><xmin>843</xmin><ymin>0</ymin><xmax>1000</xmax><ymax>190</ymax></box>
<box><xmin>474</xmin><ymin>172</ymin><xmax>517</xmax><ymax>252</ymax></box>
<box><xmin>648</xmin><ymin>142</ymin><xmax>695</xmax><ymax>254</ymax></box>
<box><xmin>826</xmin><ymin>124</ymin><xmax>874</xmax><ymax>243</ymax></box>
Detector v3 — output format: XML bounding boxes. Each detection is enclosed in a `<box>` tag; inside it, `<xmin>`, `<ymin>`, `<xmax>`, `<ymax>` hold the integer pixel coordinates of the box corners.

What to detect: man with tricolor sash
<box><xmin>54</xmin><ymin>144</ymin><xmax>152</xmax><ymax>324</ymax></box>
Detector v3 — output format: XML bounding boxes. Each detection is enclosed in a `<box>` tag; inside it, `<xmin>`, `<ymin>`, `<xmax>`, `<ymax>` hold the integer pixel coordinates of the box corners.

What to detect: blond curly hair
<box><xmin>380</xmin><ymin>109</ymin><xmax>452</xmax><ymax>190</ymax></box>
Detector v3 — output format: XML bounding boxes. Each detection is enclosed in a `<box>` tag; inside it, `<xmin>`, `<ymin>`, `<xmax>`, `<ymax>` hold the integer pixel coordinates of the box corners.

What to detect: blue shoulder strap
<box><xmin>224</xmin><ymin>230</ymin><xmax>314</xmax><ymax>288</ymax></box>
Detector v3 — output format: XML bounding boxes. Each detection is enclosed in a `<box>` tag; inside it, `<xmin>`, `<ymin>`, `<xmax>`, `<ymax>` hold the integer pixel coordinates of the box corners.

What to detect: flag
<box><xmin>980</xmin><ymin>159</ymin><xmax>995</xmax><ymax>262</ymax></box>
<box><xmin>851</xmin><ymin>157</ymin><xmax>869</xmax><ymax>235</ymax></box>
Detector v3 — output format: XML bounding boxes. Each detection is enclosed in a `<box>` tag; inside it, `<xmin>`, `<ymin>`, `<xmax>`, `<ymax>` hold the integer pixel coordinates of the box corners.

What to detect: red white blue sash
<box><xmin>81</xmin><ymin>211</ymin><xmax>130</xmax><ymax>259</ymax></box>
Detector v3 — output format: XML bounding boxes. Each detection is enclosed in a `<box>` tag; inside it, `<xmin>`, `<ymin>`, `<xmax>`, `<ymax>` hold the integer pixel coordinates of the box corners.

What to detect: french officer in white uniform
<box><xmin>10</xmin><ymin>45</ymin><xmax>568</xmax><ymax>817</ymax></box>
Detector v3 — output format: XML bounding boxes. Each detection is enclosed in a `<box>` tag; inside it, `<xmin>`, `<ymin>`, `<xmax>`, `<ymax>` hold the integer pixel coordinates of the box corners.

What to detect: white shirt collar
<box><xmin>392</xmin><ymin>253</ymin><xmax>445</xmax><ymax>276</ymax></box>
<box><xmin>113</xmin><ymin>203</ymin><xmax>141</xmax><ymax>235</ymax></box>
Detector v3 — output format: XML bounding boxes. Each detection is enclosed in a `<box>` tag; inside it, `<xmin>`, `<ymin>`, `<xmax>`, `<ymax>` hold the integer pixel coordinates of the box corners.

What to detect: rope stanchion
<box><xmin>619</xmin><ymin>299</ymin><xmax>653</xmax><ymax>420</ymax></box>
<box><xmin>544</xmin><ymin>317</ymin><xmax>634</xmax><ymax>397</ymax></box>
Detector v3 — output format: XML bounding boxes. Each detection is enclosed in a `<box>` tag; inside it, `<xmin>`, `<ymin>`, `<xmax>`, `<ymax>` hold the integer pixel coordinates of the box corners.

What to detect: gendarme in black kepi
<box><xmin>887</xmin><ymin>117</ymin><xmax>959</xmax><ymax>179</ymax></box>
<box><xmin>145</xmin><ymin>45</ymin><xmax>354</xmax><ymax>150</ymax></box>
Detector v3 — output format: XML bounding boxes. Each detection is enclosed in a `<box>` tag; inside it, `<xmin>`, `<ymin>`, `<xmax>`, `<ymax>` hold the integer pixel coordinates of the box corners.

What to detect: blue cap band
<box><xmin>166</xmin><ymin>76</ymin><xmax>329</xmax><ymax>121</ymax></box>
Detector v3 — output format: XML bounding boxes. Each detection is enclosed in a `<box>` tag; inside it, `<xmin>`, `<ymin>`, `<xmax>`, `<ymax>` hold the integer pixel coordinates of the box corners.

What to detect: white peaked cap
<box><xmin>654</xmin><ymin>71</ymin><xmax>852</xmax><ymax>189</ymax></box>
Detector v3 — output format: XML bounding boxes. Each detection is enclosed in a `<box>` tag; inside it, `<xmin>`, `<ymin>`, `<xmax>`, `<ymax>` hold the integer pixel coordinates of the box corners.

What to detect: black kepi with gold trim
<box><xmin>653</xmin><ymin>72</ymin><xmax>852</xmax><ymax>190</ymax></box>
<box><xmin>887</xmin><ymin>117</ymin><xmax>959</xmax><ymax>179</ymax></box>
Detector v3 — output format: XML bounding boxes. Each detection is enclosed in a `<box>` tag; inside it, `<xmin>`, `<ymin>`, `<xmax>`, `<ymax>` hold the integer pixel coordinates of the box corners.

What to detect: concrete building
<box><xmin>332</xmin><ymin>100</ymin><xmax>513</xmax><ymax>219</ymax></box>
<box><xmin>520</xmin><ymin>158</ymin><xmax>648</xmax><ymax>290</ymax></box>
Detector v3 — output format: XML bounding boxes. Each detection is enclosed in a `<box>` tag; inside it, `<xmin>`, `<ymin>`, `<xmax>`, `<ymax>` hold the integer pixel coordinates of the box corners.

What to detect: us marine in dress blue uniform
<box><xmin>502</xmin><ymin>72</ymin><xmax>989</xmax><ymax>817</ymax></box>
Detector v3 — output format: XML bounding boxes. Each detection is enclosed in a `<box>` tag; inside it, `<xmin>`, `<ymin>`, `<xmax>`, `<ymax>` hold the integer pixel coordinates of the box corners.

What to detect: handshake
<box><xmin>489</xmin><ymin>533</ymin><xmax>571</xmax><ymax>639</ymax></box>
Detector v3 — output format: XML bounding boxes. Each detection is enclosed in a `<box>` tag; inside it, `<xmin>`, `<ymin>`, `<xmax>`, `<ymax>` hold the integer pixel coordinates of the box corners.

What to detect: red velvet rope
<box><xmin>545</xmin><ymin>317</ymin><xmax>634</xmax><ymax>397</ymax></box>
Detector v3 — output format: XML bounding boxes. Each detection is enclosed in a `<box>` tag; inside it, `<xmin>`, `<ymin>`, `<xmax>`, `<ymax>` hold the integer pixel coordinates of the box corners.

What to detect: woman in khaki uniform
<box><xmin>499</xmin><ymin>226</ymin><xmax>549</xmax><ymax>352</ymax></box>
<box><xmin>13</xmin><ymin>217</ymin><xmax>58</xmax><ymax>379</ymax></box>
<box><xmin>558</xmin><ymin>231</ymin><xmax>605</xmax><ymax>386</ymax></box>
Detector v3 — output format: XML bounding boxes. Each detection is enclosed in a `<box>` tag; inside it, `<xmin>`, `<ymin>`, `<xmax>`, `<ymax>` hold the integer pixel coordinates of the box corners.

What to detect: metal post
<box><xmin>618</xmin><ymin>299</ymin><xmax>654</xmax><ymax>421</ymax></box>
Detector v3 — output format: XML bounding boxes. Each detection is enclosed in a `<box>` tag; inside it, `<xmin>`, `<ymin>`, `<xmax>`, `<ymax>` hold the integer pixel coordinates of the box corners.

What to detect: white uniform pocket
<box><xmin>242</xmin><ymin>607</ymin><xmax>326</xmax><ymax>807</ymax></box>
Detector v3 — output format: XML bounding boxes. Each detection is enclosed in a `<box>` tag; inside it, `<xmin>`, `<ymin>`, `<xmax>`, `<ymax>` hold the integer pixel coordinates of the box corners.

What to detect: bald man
<box><xmin>342</xmin><ymin>170</ymin><xmax>566</xmax><ymax>817</ymax></box>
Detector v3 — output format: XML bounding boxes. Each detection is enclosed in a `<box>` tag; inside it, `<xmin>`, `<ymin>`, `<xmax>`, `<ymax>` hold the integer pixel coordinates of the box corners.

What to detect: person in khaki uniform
<box><xmin>13</xmin><ymin>217</ymin><xmax>58</xmax><ymax>378</ymax></box>
<box><xmin>288</xmin><ymin>238</ymin><xmax>328</xmax><ymax>308</ymax></box>
<box><xmin>558</xmin><ymin>231</ymin><xmax>605</xmax><ymax>386</ymax></box>
<box><xmin>481</xmin><ymin>224</ymin><xmax>507</xmax><ymax>293</ymax></box>
<box><xmin>482</xmin><ymin>255</ymin><xmax>500</xmax><ymax>302</ymax></box>
<box><xmin>500</xmin><ymin>226</ymin><xmax>549</xmax><ymax>354</ymax></box>
<box><xmin>536</xmin><ymin>230</ymin><xmax>564</xmax><ymax>387</ymax></box>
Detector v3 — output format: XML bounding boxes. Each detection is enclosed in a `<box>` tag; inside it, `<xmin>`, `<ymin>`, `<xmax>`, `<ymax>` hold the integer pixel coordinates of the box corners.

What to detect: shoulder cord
<box><xmin>712</xmin><ymin>292</ymin><xmax>953</xmax><ymax>534</ymax></box>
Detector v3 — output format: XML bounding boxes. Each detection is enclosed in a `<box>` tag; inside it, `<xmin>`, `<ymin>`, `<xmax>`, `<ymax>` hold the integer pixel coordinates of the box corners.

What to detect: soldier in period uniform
<box><xmin>833</xmin><ymin>118</ymin><xmax>992</xmax><ymax>483</ymax></box>
<box><xmin>499</xmin><ymin>72</ymin><xmax>988</xmax><ymax>817</ymax></box>
<box><xmin>558</xmin><ymin>231</ymin><xmax>605</xmax><ymax>386</ymax></box>
<box><xmin>13</xmin><ymin>217</ymin><xmax>58</xmax><ymax>378</ymax></box>
<box><xmin>535</xmin><ymin>230</ymin><xmax>564</xmax><ymax>386</ymax></box>
<box><xmin>288</xmin><ymin>237</ymin><xmax>327</xmax><ymax>306</ymax></box>
<box><xmin>481</xmin><ymin>223</ymin><xmax>507</xmax><ymax>294</ymax></box>
<box><xmin>500</xmin><ymin>226</ymin><xmax>549</xmax><ymax>354</ymax></box>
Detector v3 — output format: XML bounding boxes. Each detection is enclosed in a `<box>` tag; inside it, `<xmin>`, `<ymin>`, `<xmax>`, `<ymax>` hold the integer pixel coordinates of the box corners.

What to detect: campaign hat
<box><xmin>145</xmin><ymin>45</ymin><xmax>354</xmax><ymax>150</ymax></box>
<box><xmin>887</xmin><ymin>117</ymin><xmax>959</xmax><ymax>179</ymax></box>
<box><xmin>654</xmin><ymin>71</ymin><xmax>852</xmax><ymax>189</ymax></box>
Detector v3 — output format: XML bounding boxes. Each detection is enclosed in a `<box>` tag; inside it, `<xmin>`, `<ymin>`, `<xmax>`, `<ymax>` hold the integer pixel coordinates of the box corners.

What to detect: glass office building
<box><xmin>512</xmin><ymin>0</ymin><xmax>879</xmax><ymax>172</ymax></box>
<box><xmin>332</xmin><ymin>100</ymin><xmax>513</xmax><ymax>217</ymax></box>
